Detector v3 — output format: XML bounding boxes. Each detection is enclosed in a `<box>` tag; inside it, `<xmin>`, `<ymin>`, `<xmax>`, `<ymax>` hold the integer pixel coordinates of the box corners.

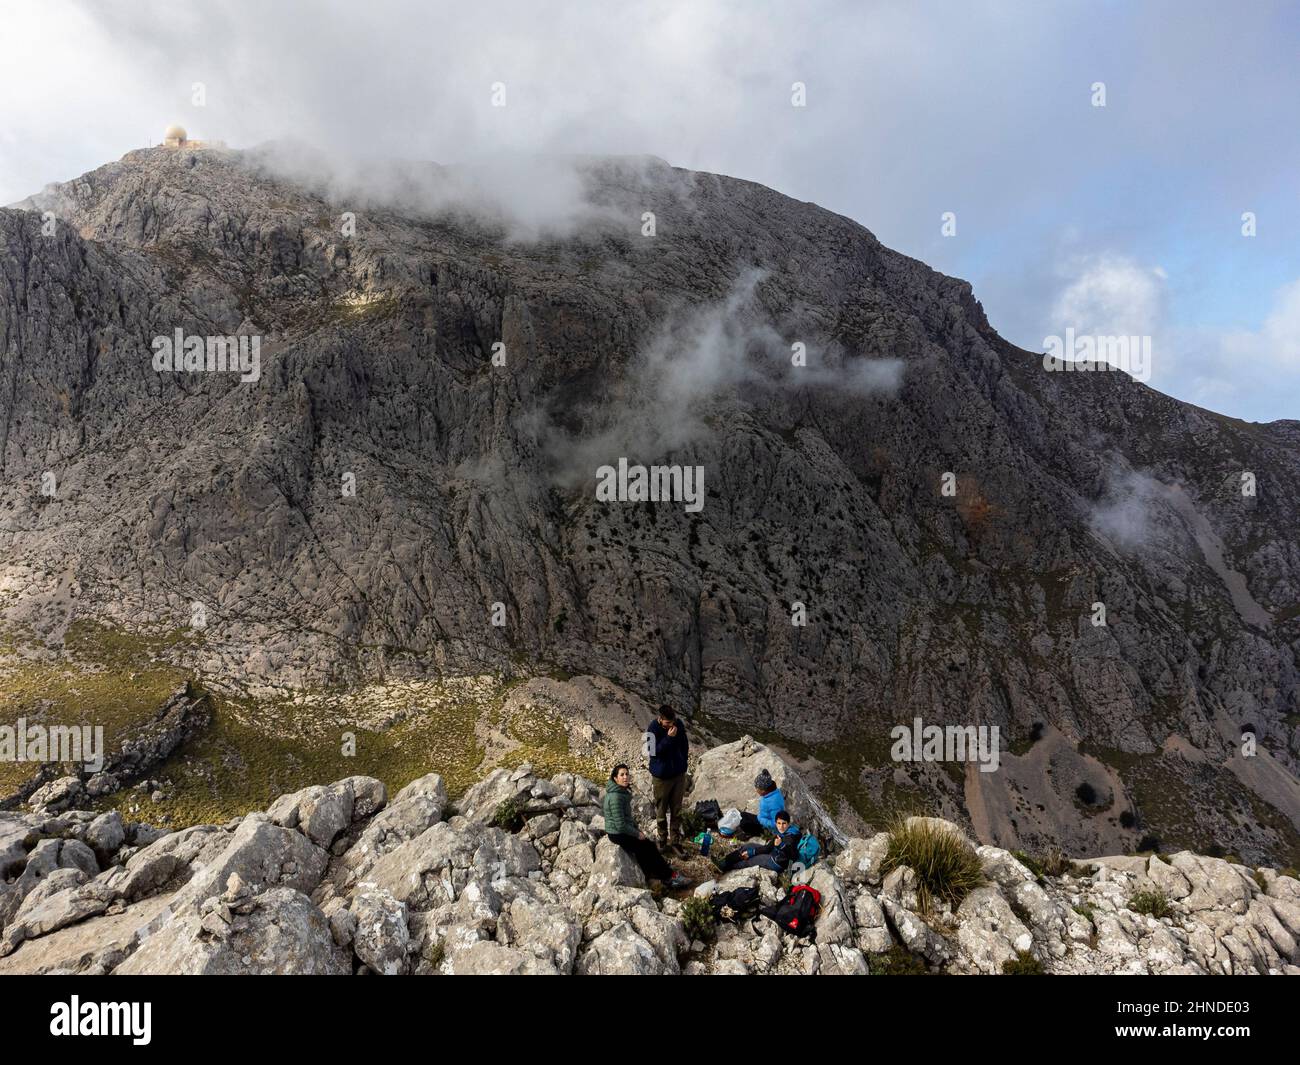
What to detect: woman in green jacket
<box><xmin>603</xmin><ymin>764</ymin><xmax>690</xmax><ymax>889</ymax></box>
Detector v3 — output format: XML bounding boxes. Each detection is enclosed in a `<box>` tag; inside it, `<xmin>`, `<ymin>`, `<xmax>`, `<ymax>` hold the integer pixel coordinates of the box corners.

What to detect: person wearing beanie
<box><xmin>727</xmin><ymin>767</ymin><xmax>786</xmax><ymax>839</ymax></box>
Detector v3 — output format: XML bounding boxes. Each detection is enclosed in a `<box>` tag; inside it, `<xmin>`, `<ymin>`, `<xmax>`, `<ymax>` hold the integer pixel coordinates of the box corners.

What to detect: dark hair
<box><xmin>610</xmin><ymin>763</ymin><xmax>630</xmax><ymax>782</ymax></box>
<box><xmin>656</xmin><ymin>704</ymin><xmax>677</xmax><ymax>721</ymax></box>
<box><xmin>775</xmin><ymin>810</ymin><xmax>790</xmax><ymax>823</ymax></box>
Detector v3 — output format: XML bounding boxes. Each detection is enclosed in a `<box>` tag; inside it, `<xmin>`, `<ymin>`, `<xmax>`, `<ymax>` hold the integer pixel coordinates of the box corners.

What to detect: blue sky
<box><xmin>2</xmin><ymin>0</ymin><xmax>1296</xmax><ymax>421</ymax></box>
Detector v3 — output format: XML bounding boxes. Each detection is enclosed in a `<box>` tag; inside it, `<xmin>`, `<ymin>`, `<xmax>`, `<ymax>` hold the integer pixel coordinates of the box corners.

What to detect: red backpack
<box><xmin>758</xmin><ymin>884</ymin><xmax>822</xmax><ymax>939</ymax></box>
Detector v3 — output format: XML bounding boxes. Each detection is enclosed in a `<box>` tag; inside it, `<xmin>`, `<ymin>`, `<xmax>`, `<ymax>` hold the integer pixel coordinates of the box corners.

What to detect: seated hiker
<box><xmin>602</xmin><ymin>764</ymin><xmax>691</xmax><ymax>889</ymax></box>
<box><xmin>716</xmin><ymin>811</ymin><xmax>802</xmax><ymax>873</ymax></box>
<box><xmin>731</xmin><ymin>768</ymin><xmax>786</xmax><ymax>839</ymax></box>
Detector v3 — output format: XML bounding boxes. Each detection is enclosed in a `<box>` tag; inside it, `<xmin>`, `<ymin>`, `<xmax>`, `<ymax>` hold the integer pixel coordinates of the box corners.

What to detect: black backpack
<box><xmin>710</xmin><ymin>886</ymin><xmax>761</xmax><ymax>923</ymax></box>
<box><xmin>757</xmin><ymin>885</ymin><xmax>822</xmax><ymax>939</ymax></box>
<box><xmin>694</xmin><ymin>799</ymin><xmax>722</xmax><ymax>827</ymax></box>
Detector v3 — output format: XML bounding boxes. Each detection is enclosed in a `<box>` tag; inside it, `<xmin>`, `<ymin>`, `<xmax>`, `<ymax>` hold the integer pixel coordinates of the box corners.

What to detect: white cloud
<box><xmin>1225</xmin><ymin>278</ymin><xmax>1300</xmax><ymax>367</ymax></box>
<box><xmin>1050</xmin><ymin>254</ymin><xmax>1168</xmax><ymax>339</ymax></box>
<box><xmin>1043</xmin><ymin>257</ymin><xmax>1300</xmax><ymax>420</ymax></box>
<box><xmin>1177</xmin><ymin>279</ymin><xmax>1300</xmax><ymax>418</ymax></box>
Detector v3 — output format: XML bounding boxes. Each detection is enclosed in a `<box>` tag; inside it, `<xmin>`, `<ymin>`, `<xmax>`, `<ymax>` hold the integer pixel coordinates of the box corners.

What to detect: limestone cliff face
<box><xmin>1</xmin><ymin>145</ymin><xmax>1298</xmax><ymax>863</ymax></box>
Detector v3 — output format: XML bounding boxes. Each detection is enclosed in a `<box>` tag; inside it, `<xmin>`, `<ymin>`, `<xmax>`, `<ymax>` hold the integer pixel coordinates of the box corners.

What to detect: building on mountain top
<box><xmin>160</xmin><ymin>124</ymin><xmax>225</xmax><ymax>150</ymax></box>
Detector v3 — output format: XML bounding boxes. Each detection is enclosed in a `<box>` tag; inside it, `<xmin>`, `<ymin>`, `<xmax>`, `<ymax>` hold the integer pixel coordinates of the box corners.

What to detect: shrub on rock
<box><xmin>1128</xmin><ymin>890</ymin><xmax>1171</xmax><ymax>919</ymax></box>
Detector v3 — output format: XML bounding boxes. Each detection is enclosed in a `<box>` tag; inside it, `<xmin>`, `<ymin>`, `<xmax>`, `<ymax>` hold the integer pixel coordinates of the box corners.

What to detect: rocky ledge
<box><xmin>1</xmin><ymin>737</ymin><xmax>1297</xmax><ymax>975</ymax></box>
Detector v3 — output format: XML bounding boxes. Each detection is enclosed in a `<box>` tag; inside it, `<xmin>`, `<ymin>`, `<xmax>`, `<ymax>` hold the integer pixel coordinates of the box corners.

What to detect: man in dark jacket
<box><xmin>646</xmin><ymin>704</ymin><xmax>689</xmax><ymax>848</ymax></box>
<box><xmin>716</xmin><ymin>811</ymin><xmax>801</xmax><ymax>873</ymax></box>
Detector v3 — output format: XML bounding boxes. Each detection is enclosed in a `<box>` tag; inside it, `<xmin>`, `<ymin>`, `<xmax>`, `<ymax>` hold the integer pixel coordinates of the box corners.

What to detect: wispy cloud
<box><xmin>537</xmin><ymin>269</ymin><xmax>903</xmax><ymax>486</ymax></box>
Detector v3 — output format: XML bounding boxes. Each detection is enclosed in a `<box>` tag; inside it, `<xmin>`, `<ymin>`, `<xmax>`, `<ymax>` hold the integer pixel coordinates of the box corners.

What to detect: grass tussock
<box><xmin>1013</xmin><ymin>846</ymin><xmax>1080</xmax><ymax>882</ymax></box>
<box><xmin>881</xmin><ymin>815</ymin><xmax>984</xmax><ymax>913</ymax></box>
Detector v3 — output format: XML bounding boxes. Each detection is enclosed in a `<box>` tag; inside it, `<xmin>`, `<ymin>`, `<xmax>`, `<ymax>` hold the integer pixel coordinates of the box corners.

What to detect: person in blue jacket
<box><xmin>732</xmin><ymin>768</ymin><xmax>785</xmax><ymax>839</ymax></box>
<box><xmin>646</xmin><ymin>704</ymin><xmax>689</xmax><ymax>848</ymax></box>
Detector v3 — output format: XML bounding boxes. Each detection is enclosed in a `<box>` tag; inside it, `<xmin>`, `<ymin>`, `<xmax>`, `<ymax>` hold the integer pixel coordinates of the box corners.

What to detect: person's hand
<box><xmin>638</xmin><ymin>832</ymin><xmax>645</xmax><ymax>841</ymax></box>
<box><xmin>667</xmin><ymin>723</ymin><xmax>677</xmax><ymax>737</ymax></box>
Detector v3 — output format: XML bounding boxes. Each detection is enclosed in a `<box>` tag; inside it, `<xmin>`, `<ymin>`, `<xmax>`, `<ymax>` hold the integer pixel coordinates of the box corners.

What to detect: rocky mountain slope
<box><xmin>1</xmin><ymin>144</ymin><xmax>1298</xmax><ymax>864</ymax></box>
<box><xmin>1</xmin><ymin>738</ymin><xmax>1297</xmax><ymax>975</ymax></box>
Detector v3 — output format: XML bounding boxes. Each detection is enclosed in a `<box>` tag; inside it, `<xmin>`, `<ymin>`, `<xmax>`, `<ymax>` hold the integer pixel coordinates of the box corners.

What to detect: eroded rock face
<box><xmin>363</xmin><ymin>821</ymin><xmax>541</xmax><ymax>911</ymax></box>
<box><xmin>4</xmin><ymin>145</ymin><xmax>1298</xmax><ymax>865</ymax></box>
<box><xmin>1</xmin><ymin>746</ymin><xmax>1299</xmax><ymax>976</ymax></box>
<box><xmin>1</xmin><ymin>876</ymin><xmax>115</xmax><ymax>957</ymax></box>
<box><xmin>171</xmin><ymin>817</ymin><xmax>330</xmax><ymax>909</ymax></box>
<box><xmin>115</xmin><ymin>886</ymin><xmax>348</xmax><ymax>975</ymax></box>
<box><xmin>84</xmin><ymin>812</ymin><xmax>126</xmax><ymax>866</ymax></box>
<box><xmin>577</xmin><ymin>922</ymin><xmax>667</xmax><ymax>976</ymax></box>
<box><xmin>314</xmin><ymin>773</ymin><xmax>446</xmax><ymax>904</ymax></box>
<box><xmin>26</xmin><ymin>778</ymin><xmax>85</xmax><ymax>814</ymax></box>
<box><xmin>349</xmin><ymin>885</ymin><xmax>410</xmax><ymax>975</ymax></box>
<box><xmin>588</xmin><ymin>837</ymin><xmax>646</xmax><ymax>891</ymax></box>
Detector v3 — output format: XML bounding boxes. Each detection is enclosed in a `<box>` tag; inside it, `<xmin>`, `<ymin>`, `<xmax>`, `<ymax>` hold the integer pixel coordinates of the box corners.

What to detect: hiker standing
<box><xmin>646</xmin><ymin>704</ymin><xmax>689</xmax><ymax>848</ymax></box>
<box><xmin>602</xmin><ymin>764</ymin><xmax>690</xmax><ymax>889</ymax></box>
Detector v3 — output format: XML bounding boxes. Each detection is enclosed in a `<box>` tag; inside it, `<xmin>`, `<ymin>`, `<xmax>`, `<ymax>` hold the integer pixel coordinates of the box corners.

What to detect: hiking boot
<box><xmin>668</xmin><ymin>873</ymin><xmax>691</xmax><ymax>890</ymax></box>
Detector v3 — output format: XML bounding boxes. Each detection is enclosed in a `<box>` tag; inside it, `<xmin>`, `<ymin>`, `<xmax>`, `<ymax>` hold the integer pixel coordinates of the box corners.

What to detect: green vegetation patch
<box><xmin>102</xmin><ymin>679</ymin><xmax>497</xmax><ymax>828</ymax></box>
<box><xmin>868</xmin><ymin>945</ymin><xmax>932</xmax><ymax>975</ymax></box>
<box><xmin>1002</xmin><ymin>950</ymin><xmax>1045</xmax><ymax>975</ymax></box>
<box><xmin>0</xmin><ymin>620</ymin><xmax>195</xmax><ymax>797</ymax></box>
<box><xmin>1128</xmin><ymin>890</ymin><xmax>1172</xmax><ymax>919</ymax></box>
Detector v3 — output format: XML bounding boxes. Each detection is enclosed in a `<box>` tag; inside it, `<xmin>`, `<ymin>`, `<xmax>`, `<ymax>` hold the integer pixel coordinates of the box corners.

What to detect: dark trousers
<box><xmin>652</xmin><ymin>773</ymin><xmax>687</xmax><ymax>841</ymax></box>
<box><xmin>609</xmin><ymin>833</ymin><xmax>673</xmax><ymax>882</ymax></box>
<box><xmin>721</xmin><ymin>844</ymin><xmax>781</xmax><ymax>873</ymax></box>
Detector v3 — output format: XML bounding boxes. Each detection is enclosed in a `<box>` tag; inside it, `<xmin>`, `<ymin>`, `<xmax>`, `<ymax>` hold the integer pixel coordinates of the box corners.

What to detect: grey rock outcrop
<box><xmin>0</xmin><ymin>740</ymin><xmax>1297</xmax><ymax>975</ymax></box>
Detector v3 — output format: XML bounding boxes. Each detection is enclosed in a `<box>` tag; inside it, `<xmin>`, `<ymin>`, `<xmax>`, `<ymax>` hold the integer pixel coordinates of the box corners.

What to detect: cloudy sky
<box><xmin>2</xmin><ymin>0</ymin><xmax>1296</xmax><ymax>422</ymax></box>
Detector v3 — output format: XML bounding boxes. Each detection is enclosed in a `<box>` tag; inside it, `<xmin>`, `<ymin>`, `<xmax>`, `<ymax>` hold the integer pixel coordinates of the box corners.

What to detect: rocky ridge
<box><xmin>1</xmin><ymin>738</ymin><xmax>1296</xmax><ymax>976</ymax></box>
